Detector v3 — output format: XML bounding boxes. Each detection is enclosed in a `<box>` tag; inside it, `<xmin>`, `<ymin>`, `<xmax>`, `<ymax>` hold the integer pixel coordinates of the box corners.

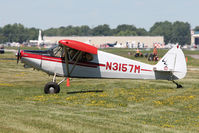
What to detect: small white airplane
<box><xmin>16</xmin><ymin>40</ymin><xmax>187</xmax><ymax>94</ymax></box>
<box><xmin>29</xmin><ymin>30</ymin><xmax>50</xmax><ymax>48</ymax></box>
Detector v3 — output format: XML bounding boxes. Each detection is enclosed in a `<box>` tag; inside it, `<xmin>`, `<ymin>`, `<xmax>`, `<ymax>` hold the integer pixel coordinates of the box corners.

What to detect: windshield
<box><xmin>49</xmin><ymin>45</ymin><xmax>63</xmax><ymax>57</ymax></box>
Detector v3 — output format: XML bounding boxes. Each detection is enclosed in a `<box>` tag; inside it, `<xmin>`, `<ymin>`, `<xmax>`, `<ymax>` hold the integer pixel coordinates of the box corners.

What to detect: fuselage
<box><xmin>17</xmin><ymin>40</ymin><xmax>187</xmax><ymax>93</ymax></box>
<box><xmin>20</xmin><ymin>46</ymin><xmax>157</xmax><ymax>80</ymax></box>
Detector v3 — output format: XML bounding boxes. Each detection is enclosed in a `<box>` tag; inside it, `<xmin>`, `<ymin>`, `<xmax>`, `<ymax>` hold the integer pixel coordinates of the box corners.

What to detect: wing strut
<box><xmin>64</xmin><ymin>46</ymin><xmax>70</xmax><ymax>77</ymax></box>
<box><xmin>63</xmin><ymin>46</ymin><xmax>83</xmax><ymax>87</ymax></box>
<box><xmin>64</xmin><ymin>46</ymin><xmax>70</xmax><ymax>86</ymax></box>
<box><xmin>69</xmin><ymin>51</ymin><xmax>82</xmax><ymax>75</ymax></box>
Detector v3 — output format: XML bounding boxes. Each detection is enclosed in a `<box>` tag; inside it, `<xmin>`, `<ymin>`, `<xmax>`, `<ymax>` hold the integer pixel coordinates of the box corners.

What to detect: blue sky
<box><xmin>0</xmin><ymin>0</ymin><xmax>198</xmax><ymax>30</ymax></box>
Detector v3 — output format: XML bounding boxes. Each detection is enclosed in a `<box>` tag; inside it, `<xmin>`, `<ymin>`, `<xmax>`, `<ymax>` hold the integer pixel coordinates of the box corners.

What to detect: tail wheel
<box><xmin>44</xmin><ymin>82</ymin><xmax>60</xmax><ymax>94</ymax></box>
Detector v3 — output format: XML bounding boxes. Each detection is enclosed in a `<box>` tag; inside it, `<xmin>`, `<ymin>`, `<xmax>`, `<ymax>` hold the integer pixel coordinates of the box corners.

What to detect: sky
<box><xmin>0</xmin><ymin>0</ymin><xmax>198</xmax><ymax>31</ymax></box>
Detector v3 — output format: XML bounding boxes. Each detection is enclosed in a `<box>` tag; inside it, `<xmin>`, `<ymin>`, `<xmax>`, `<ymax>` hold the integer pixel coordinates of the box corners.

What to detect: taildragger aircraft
<box><xmin>16</xmin><ymin>40</ymin><xmax>187</xmax><ymax>94</ymax></box>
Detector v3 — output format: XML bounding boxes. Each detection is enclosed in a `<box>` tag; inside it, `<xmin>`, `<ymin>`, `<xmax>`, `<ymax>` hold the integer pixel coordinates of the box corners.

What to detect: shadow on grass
<box><xmin>67</xmin><ymin>90</ymin><xmax>103</xmax><ymax>94</ymax></box>
<box><xmin>0</xmin><ymin>58</ymin><xmax>16</xmax><ymax>60</ymax></box>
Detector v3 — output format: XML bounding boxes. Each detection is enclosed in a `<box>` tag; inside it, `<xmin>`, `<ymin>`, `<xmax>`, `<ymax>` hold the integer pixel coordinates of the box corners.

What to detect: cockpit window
<box><xmin>69</xmin><ymin>49</ymin><xmax>79</xmax><ymax>60</ymax></box>
<box><xmin>81</xmin><ymin>52</ymin><xmax>93</xmax><ymax>62</ymax></box>
<box><xmin>49</xmin><ymin>45</ymin><xmax>94</xmax><ymax>62</ymax></box>
<box><xmin>68</xmin><ymin>49</ymin><xmax>93</xmax><ymax>62</ymax></box>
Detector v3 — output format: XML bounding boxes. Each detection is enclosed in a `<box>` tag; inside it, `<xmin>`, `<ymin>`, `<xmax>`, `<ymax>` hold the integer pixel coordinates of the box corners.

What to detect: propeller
<box><xmin>16</xmin><ymin>48</ymin><xmax>21</xmax><ymax>64</ymax></box>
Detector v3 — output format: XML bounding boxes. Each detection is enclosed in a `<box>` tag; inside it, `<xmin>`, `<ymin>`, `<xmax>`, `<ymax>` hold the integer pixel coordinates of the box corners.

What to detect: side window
<box><xmin>69</xmin><ymin>49</ymin><xmax>78</xmax><ymax>60</ymax></box>
<box><xmin>81</xmin><ymin>52</ymin><xmax>93</xmax><ymax>62</ymax></box>
<box><xmin>59</xmin><ymin>48</ymin><xmax>94</xmax><ymax>62</ymax></box>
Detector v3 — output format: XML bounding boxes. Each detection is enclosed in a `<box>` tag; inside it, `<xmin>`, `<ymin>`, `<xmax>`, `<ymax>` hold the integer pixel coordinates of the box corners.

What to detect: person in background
<box><xmin>153</xmin><ymin>46</ymin><xmax>157</xmax><ymax>56</ymax></box>
<box><xmin>153</xmin><ymin>46</ymin><xmax>158</xmax><ymax>61</ymax></box>
<box><xmin>135</xmin><ymin>48</ymin><xmax>143</xmax><ymax>57</ymax></box>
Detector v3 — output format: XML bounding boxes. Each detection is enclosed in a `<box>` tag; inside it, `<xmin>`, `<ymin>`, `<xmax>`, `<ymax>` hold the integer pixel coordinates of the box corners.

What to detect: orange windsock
<box><xmin>66</xmin><ymin>78</ymin><xmax>70</xmax><ymax>87</ymax></box>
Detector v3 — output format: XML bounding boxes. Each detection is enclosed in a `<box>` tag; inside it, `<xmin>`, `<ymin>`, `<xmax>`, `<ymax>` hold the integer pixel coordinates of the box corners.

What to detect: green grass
<box><xmin>0</xmin><ymin>48</ymin><xmax>199</xmax><ymax>133</ymax></box>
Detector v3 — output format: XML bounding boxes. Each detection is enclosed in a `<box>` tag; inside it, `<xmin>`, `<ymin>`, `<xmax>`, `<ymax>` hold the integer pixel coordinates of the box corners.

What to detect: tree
<box><xmin>149</xmin><ymin>21</ymin><xmax>191</xmax><ymax>45</ymax></box>
<box><xmin>116</xmin><ymin>30</ymin><xmax>137</xmax><ymax>36</ymax></box>
<box><xmin>92</xmin><ymin>24</ymin><xmax>112</xmax><ymax>36</ymax></box>
<box><xmin>171</xmin><ymin>21</ymin><xmax>190</xmax><ymax>45</ymax></box>
<box><xmin>78</xmin><ymin>25</ymin><xmax>91</xmax><ymax>36</ymax></box>
<box><xmin>27</xmin><ymin>28</ymin><xmax>39</xmax><ymax>40</ymax></box>
<box><xmin>44</xmin><ymin>28</ymin><xmax>58</xmax><ymax>36</ymax></box>
<box><xmin>0</xmin><ymin>27</ymin><xmax>6</xmax><ymax>43</ymax></box>
<box><xmin>136</xmin><ymin>28</ymin><xmax>148</xmax><ymax>36</ymax></box>
<box><xmin>114</xmin><ymin>24</ymin><xmax>137</xmax><ymax>35</ymax></box>
<box><xmin>1</xmin><ymin>23</ymin><xmax>39</xmax><ymax>43</ymax></box>
<box><xmin>194</xmin><ymin>26</ymin><xmax>199</xmax><ymax>31</ymax></box>
<box><xmin>63</xmin><ymin>25</ymin><xmax>77</xmax><ymax>36</ymax></box>
<box><xmin>149</xmin><ymin>21</ymin><xmax>172</xmax><ymax>44</ymax></box>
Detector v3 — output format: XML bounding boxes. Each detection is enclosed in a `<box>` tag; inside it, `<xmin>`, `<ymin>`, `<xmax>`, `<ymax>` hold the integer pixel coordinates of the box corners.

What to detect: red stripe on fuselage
<box><xmin>99</xmin><ymin>64</ymin><xmax>105</xmax><ymax>67</ymax></box>
<box><xmin>22</xmin><ymin>52</ymin><xmax>104</xmax><ymax>68</ymax></box>
<box><xmin>141</xmin><ymin>69</ymin><xmax>152</xmax><ymax>72</ymax></box>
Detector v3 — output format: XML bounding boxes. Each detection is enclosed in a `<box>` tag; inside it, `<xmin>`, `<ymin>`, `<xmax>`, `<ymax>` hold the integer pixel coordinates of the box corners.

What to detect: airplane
<box><xmin>16</xmin><ymin>39</ymin><xmax>187</xmax><ymax>94</ymax></box>
<box><xmin>29</xmin><ymin>30</ymin><xmax>50</xmax><ymax>48</ymax></box>
<box><xmin>106</xmin><ymin>41</ymin><xmax>118</xmax><ymax>47</ymax></box>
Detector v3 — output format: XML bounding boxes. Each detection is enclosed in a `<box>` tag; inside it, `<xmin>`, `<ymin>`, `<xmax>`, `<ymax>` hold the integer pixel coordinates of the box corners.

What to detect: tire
<box><xmin>44</xmin><ymin>82</ymin><xmax>60</xmax><ymax>94</ymax></box>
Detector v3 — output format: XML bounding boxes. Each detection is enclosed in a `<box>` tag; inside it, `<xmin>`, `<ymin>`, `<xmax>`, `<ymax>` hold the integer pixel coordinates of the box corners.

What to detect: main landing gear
<box><xmin>172</xmin><ymin>80</ymin><xmax>183</xmax><ymax>88</ymax></box>
<box><xmin>44</xmin><ymin>82</ymin><xmax>60</xmax><ymax>94</ymax></box>
<box><xmin>44</xmin><ymin>73</ymin><xmax>66</xmax><ymax>94</ymax></box>
<box><xmin>44</xmin><ymin>46</ymin><xmax>82</xmax><ymax>94</ymax></box>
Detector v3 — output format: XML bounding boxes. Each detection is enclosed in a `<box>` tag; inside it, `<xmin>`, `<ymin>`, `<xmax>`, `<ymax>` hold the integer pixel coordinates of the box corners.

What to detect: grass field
<box><xmin>0</xmin><ymin>48</ymin><xmax>199</xmax><ymax>133</ymax></box>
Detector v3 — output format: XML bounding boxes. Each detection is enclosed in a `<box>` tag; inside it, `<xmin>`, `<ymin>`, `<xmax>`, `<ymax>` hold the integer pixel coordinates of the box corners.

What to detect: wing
<box><xmin>59</xmin><ymin>40</ymin><xmax>98</xmax><ymax>55</ymax></box>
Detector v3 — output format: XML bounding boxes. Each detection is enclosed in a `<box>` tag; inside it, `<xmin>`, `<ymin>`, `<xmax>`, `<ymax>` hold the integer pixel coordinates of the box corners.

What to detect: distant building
<box><xmin>191</xmin><ymin>30</ymin><xmax>199</xmax><ymax>46</ymax></box>
<box><xmin>43</xmin><ymin>36</ymin><xmax>164</xmax><ymax>48</ymax></box>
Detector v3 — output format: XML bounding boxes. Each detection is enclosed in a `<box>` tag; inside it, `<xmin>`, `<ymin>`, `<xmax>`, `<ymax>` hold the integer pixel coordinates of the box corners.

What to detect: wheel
<box><xmin>44</xmin><ymin>82</ymin><xmax>60</xmax><ymax>94</ymax></box>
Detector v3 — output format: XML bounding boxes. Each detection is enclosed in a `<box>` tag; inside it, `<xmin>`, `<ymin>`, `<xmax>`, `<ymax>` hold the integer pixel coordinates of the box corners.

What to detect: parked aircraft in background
<box><xmin>106</xmin><ymin>41</ymin><xmax>117</xmax><ymax>47</ymax></box>
<box><xmin>29</xmin><ymin>30</ymin><xmax>49</xmax><ymax>48</ymax></box>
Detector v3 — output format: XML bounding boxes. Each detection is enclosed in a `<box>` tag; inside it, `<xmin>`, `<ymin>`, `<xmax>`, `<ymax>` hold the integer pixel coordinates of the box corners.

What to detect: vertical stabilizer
<box><xmin>155</xmin><ymin>46</ymin><xmax>187</xmax><ymax>79</ymax></box>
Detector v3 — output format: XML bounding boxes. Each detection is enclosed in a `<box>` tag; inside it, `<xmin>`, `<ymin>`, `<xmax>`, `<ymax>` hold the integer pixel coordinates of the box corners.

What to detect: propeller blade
<box><xmin>17</xmin><ymin>48</ymin><xmax>20</xmax><ymax>64</ymax></box>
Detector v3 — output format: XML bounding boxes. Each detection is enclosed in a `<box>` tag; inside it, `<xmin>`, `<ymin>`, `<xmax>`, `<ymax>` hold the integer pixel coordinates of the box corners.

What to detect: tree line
<box><xmin>0</xmin><ymin>24</ymin><xmax>39</xmax><ymax>44</ymax></box>
<box><xmin>0</xmin><ymin>21</ymin><xmax>198</xmax><ymax>45</ymax></box>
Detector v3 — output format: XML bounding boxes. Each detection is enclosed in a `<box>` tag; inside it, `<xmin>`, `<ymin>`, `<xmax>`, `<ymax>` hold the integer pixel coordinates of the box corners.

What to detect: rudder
<box><xmin>155</xmin><ymin>46</ymin><xmax>187</xmax><ymax>80</ymax></box>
